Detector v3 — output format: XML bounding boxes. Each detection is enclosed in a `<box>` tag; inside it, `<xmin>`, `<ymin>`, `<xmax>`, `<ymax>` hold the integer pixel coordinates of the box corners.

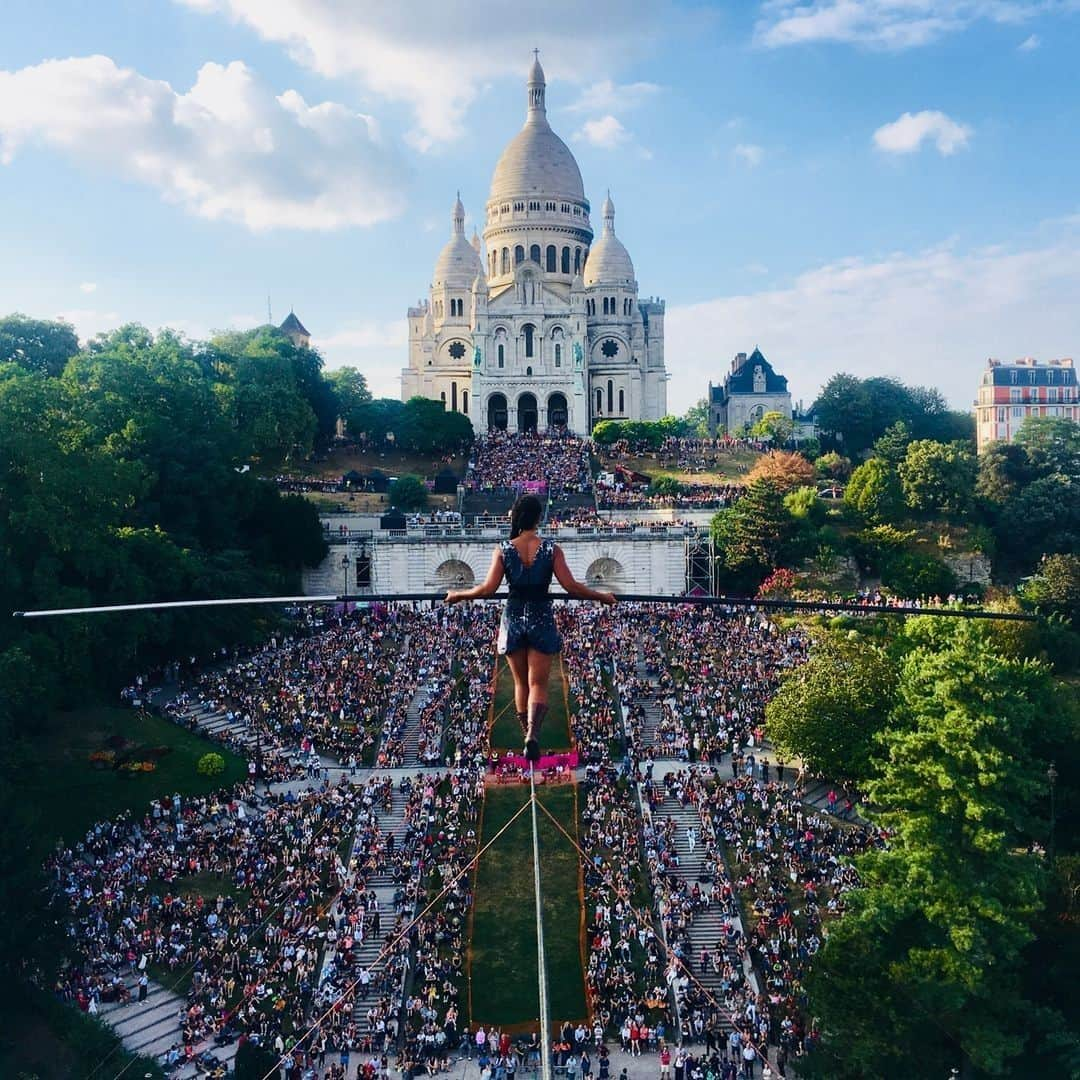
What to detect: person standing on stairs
<box><xmin>445</xmin><ymin>494</ymin><xmax>615</xmax><ymax>761</ymax></box>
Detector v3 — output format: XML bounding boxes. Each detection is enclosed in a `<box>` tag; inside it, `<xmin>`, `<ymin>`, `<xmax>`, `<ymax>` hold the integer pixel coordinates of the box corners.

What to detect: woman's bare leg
<box><xmin>524</xmin><ymin>649</ymin><xmax>554</xmax><ymax>761</ymax></box>
<box><xmin>506</xmin><ymin>649</ymin><xmax>530</xmax><ymax>735</ymax></box>
<box><xmin>527</xmin><ymin>649</ymin><xmax>553</xmax><ymax>707</ymax></box>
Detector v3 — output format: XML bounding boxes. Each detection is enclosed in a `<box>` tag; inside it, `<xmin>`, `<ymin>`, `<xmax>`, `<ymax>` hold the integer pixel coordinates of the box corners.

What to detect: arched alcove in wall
<box><xmin>433</xmin><ymin>559</ymin><xmax>476</xmax><ymax>588</ymax></box>
<box><xmin>585</xmin><ymin>556</ymin><xmax>625</xmax><ymax>592</ymax></box>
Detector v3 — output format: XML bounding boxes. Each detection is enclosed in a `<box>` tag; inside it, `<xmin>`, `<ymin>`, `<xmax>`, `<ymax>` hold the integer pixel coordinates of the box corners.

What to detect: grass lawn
<box><xmin>489</xmin><ymin>654</ymin><xmax>573</xmax><ymax>753</ymax></box>
<box><xmin>596</xmin><ymin>449</ymin><xmax>760</xmax><ymax>486</ymax></box>
<box><xmin>470</xmin><ymin>784</ymin><xmax>586</xmax><ymax>1028</ymax></box>
<box><xmin>21</xmin><ymin>706</ymin><xmax>247</xmax><ymax>857</ymax></box>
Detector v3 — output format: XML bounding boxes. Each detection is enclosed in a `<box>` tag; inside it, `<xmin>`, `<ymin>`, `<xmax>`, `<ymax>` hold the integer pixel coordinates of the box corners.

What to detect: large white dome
<box><xmin>488</xmin><ymin>57</ymin><xmax>585</xmax><ymax>204</ymax></box>
<box><xmin>583</xmin><ymin>192</ymin><xmax>635</xmax><ymax>287</ymax></box>
<box><xmin>432</xmin><ymin>194</ymin><xmax>482</xmax><ymax>287</ymax></box>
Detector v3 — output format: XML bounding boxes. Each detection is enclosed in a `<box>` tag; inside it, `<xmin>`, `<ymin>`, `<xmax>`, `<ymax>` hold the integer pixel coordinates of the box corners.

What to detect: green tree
<box><xmin>1013</xmin><ymin>415</ymin><xmax>1080</xmax><ymax>478</ymax></box>
<box><xmin>389</xmin><ymin>474</ymin><xmax>429</xmax><ymax>510</ymax></box>
<box><xmin>765</xmin><ymin>633</ymin><xmax>897</xmax><ymax>783</ymax></box>
<box><xmin>872</xmin><ymin>420</ymin><xmax>913</xmax><ymax>466</ymax></box>
<box><xmin>326</xmin><ymin>366</ymin><xmax>372</xmax><ymax>437</ymax></box>
<box><xmin>682</xmin><ymin>397</ymin><xmax>710</xmax><ymax>437</ymax></box>
<box><xmin>0</xmin><ymin>313</ymin><xmax>80</xmax><ymax>376</ymax></box>
<box><xmin>1021</xmin><ymin>553</ymin><xmax>1080</xmax><ymax>623</ymax></box>
<box><xmin>880</xmin><ymin>550</ymin><xmax>958</xmax><ymax>598</ymax></box>
<box><xmin>806</xmin><ymin>622</ymin><xmax>1067</xmax><ymax>1078</ymax></box>
<box><xmin>712</xmin><ymin>479</ymin><xmax>793</xmax><ymax>588</ymax></box>
<box><xmin>813</xmin><ymin>450</ymin><xmax>852</xmax><ymax>481</ymax></box>
<box><xmin>750</xmin><ymin>409</ymin><xmax>794</xmax><ymax>443</ymax></box>
<box><xmin>397</xmin><ymin>396</ymin><xmax>472</xmax><ymax>454</ymax></box>
<box><xmin>897</xmin><ymin>439</ymin><xmax>976</xmax><ymax>515</ymax></box>
<box><xmin>998</xmin><ymin>475</ymin><xmax>1080</xmax><ymax>569</ymax></box>
<box><xmin>351</xmin><ymin>397</ymin><xmax>406</xmax><ymax>444</ymax></box>
<box><xmin>783</xmin><ymin>485</ymin><xmax>826</xmax><ymax>525</ymax></box>
<box><xmin>976</xmin><ymin>440</ymin><xmax>1035</xmax><ymax>505</ymax></box>
<box><xmin>844</xmin><ymin>458</ymin><xmax>903</xmax><ymax>523</ymax></box>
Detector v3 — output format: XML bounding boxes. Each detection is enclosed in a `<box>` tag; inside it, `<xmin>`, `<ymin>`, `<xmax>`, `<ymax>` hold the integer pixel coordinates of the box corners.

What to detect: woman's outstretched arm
<box><xmin>552</xmin><ymin>545</ymin><xmax>617</xmax><ymax>605</ymax></box>
<box><xmin>444</xmin><ymin>546</ymin><xmax>504</xmax><ymax>604</ymax></box>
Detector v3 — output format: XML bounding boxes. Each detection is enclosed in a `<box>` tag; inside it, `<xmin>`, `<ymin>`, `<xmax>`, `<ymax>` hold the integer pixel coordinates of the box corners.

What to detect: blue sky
<box><xmin>2</xmin><ymin>0</ymin><xmax>1078</xmax><ymax>411</ymax></box>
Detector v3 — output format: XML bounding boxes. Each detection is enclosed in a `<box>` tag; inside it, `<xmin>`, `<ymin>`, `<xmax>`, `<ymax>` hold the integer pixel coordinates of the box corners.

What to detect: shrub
<box><xmin>746</xmin><ymin>450</ymin><xmax>815</xmax><ymax>493</ymax></box>
<box><xmin>388</xmin><ymin>474</ymin><xmax>428</xmax><ymax>511</ymax></box>
<box><xmin>880</xmin><ymin>551</ymin><xmax>958</xmax><ymax>598</ymax></box>
<box><xmin>814</xmin><ymin>451</ymin><xmax>852</xmax><ymax>481</ymax></box>
<box><xmin>197</xmin><ymin>752</ymin><xmax>226</xmax><ymax>778</ymax></box>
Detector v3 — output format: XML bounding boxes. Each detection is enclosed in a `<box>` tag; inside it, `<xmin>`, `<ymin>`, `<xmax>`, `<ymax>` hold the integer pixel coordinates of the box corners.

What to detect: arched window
<box><xmin>619</xmin><ymin>388</ymin><xmax>625</xmax><ymax>413</ymax></box>
<box><xmin>602</xmin><ymin>297</ymin><xmax>609</xmax><ymax>315</ymax></box>
<box><xmin>515</xmin><ymin>245</ymin><xmax>524</xmax><ymax>266</ymax></box>
<box><xmin>575</xmin><ymin>247</ymin><xmax>582</xmax><ymax>273</ymax></box>
<box><xmin>607</xmin><ymin>379</ymin><xmax>614</xmax><ymax>414</ymax></box>
<box><xmin>595</xmin><ymin>388</ymin><xmax>603</xmax><ymax>414</ymax></box>
<box><xmin>546</xmin><ymin>245</ymin><xmax>557</xmax><ymax>272</ymax></box>
<box><xmin>524</xmin><ymin>324</ymin><xmax>534</xmax><ymax>358</ymax></box>
<box><xmin>609</xmin><ymin>296</ymin><xmax>616</xmax><ymax>313</ymax></box>
<box><xmin>526</xmin><ymin>366</ymin><xmax>533</xmax><ymax>376</ymax></box>
<box><xmin>555</xmin><ymin>343</ymin><xmax>561</xmax><ymax>367</ymax></box>
<box><xmin>451</xmin><ymin>381</ymin><xmax>458</xmax><ymax>412</ymax></box>
<box><xmin>530</xmin><ymin>244</ymin><xmax>541</xmax><ymax>264</ymax></box>
<box><xmin>561</xmin><ymin>246</ymin><xmax>570</xmax><ymax>274</ymax></box>
<box><xmin>462</xmin><ymin>390</ymin><xmax>468</xmax><ymax>414</ymax></box>
<box><xmin>501</xmin><ymin>248</ymin><xmax>509</xmax><ymax>274</ymax></box>
<box><xmin>498</xmin><ymin>343</ymin><xmax>505</xmax><ymax>368</ymax></box>
<box><xmin>440</xmin><ymin>391</ymin><xmax>446</xmax><ymax>405</ymax></box>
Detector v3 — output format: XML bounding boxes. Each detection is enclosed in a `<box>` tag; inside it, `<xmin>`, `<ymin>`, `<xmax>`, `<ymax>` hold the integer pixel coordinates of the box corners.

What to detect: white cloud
<box><xmin>756</xmin><ymin>0</ymin><xmax>1044</xmax><ymax>51</ymax></box>
<box><xmin>665</xmin><ymin>229</ymin><xmax>1080</xmax><ymax>412</ymax></box>
<box><xmin>0</xmin><ymin>55</ymin><xmax>406</xmax><ymax>231</ymax></box>
<box><xmin>56</xmin><ymin>309</ymin><xmax>123</xmax><ymax>342</ymax></box>
<box><xmin>319</xmin><ymin>321</ymin><xmax>408</xmax><ymax>350</ymax></box>
<box><xmin>733</xmin><ymin>143</ymin><xmax>765</xmax><ymax>167</ymax></box>
<box><xmin>574</xmin><ymin>115</ymin><xmax>630</xmax><ymax>150</ymax></box>
<box><xmin>173</xmin><ymin>0</ymin><xmax>662</xmax><ymax>147</ymax></box>
<box><xmin>319</xmin><ymin>320</ymin><xmax>409</xmax><ymax>399</ymax></box>
<box><xmin>78</xmin><ymin>282</ymin><xmax>97</xmax><ymax>294</ymax></box>
<box><xmin>873</xmin><ymin>110</ymin><xmax>972</xmax><ymax>155</ymax></box>
<box><xmin>1018</xmin><ymin>32</ymin><xmax>1041</xmax><ymax>49</ymax></box>
<box><xmin>564</xmin><ymin>80</ymin><xmax>661</xmax><ymax>114</ymax></box>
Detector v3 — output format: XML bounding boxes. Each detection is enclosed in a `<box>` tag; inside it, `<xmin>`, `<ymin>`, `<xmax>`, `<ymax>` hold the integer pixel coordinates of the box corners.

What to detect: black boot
<box><xmin>525</xmin><ymin>702</ymin><xmax>548</xmax><ymax>764</ymax></box>
<box><xmin>516</xmin><ymin>711</ymin><xmax>529</xmax><ymax>738</ymax></box>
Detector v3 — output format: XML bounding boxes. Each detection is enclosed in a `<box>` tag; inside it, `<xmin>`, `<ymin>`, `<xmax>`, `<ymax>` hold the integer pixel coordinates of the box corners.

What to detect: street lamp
<box><xmin>1048</xmin><ymin>761</ymin><xmax>1058</xmax><ymax>866</ymax></box>
<box><xmin>340</xmin><ymin>553</ymin><xmax>350</xmax><ymax>598</ymax></box>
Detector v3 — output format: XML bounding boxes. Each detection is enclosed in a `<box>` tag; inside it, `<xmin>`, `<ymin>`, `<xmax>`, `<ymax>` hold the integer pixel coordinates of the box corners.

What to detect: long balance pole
<box><xmin>529</xmin><ymin>766</ymin><xmax>553</xmax><ymax>1080</ymax></box>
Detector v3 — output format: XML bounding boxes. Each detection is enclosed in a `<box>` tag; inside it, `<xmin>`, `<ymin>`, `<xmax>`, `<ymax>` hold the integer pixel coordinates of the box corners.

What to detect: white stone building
<box><xmin>708</xmin><ymin>348</ymin><xmax>793</xmax><ymax>435</ymax></box>
<box><xmin>401</xmin><ymin>55</ymin><xmax>668</xmax><ymax>435</ymax></box>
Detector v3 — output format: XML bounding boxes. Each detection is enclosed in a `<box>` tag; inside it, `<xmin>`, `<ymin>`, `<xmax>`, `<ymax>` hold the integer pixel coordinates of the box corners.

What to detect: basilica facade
<box><xmin>400</xmin><ymin>56</ymin><xmax>668</xmax><ymax>435</ymax></box>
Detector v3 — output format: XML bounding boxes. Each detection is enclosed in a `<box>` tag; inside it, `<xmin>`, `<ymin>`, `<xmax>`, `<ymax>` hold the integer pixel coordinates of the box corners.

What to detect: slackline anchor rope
<box><xmin>529</xmin><ymin>764</ymin><xmax>554</xmax><ymax>1080</ymax></box>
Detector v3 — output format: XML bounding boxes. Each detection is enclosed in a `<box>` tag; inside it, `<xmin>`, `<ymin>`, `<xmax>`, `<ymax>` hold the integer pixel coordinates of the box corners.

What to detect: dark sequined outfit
<box><xmin>497</xmin><ymin>538</ymin><xmax>563</xmax><ymax>656</ymax></box>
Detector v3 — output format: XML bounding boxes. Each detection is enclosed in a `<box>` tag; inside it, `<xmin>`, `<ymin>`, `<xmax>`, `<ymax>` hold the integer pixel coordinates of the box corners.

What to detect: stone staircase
<box><xmin>97</xmin><ymin>972</ymin><xmax>239</xmax><ymax>1078</ymax></box>
<box><xmin>648</xmin><ymin>797</ymin><xmax>755</xmax><ymax>1023</ymax></box>
<box><xmin>320</xmin><ymin>783</ymin><xmax>413</xmax><ymax>1042</ymax></box>
<box><xmin>633</xmin><ymin>657</ymin><xmax>666</xmax><ymax>751</ymax></box>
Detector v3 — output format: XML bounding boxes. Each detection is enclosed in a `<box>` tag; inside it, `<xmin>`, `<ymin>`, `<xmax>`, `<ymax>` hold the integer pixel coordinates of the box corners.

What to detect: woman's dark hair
<box><xmin>509</xmin><ymin>494</ymin><xmax>543</xmax><ymax>539</ymax></box>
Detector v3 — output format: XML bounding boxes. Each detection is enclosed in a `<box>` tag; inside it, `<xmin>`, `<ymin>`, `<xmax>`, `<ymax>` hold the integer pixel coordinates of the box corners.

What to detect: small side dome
<box><xmin>433</xmin><ymin>193</ymin><xmax>483</xmax><ymax>287</ymax></box>
<box><xmin>583</xmin><ymin>190</ymin><xmax>635</xmax><ymax>287</ymax></box>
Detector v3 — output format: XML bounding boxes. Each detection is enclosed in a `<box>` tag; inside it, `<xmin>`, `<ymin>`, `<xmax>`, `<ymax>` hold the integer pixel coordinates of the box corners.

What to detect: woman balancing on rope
<box><xmin>445</xmin><ymin>494</ymin><xmax>616</xmax><ymax>762</ymax></box>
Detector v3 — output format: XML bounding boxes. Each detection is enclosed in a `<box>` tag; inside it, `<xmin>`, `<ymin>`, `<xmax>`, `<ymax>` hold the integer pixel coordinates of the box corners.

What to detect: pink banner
<box><xmin>521</xmin><ymin>480</ymin><xmax>547</xmax><ymax>494</ymax></box>
<box><xmin>491</xmin><ymin>749</ymin><xmax>578</xmax><ymax>775</ymax></box>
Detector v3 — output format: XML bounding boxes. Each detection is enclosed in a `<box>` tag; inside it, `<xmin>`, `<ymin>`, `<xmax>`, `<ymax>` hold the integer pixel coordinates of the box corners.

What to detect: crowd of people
<box><xmin>594</xmin><ymin>482</ymin><xmax>745</xmax><ymax>512</ymax></box>
<box><xmin>464</xmin><ymin>432</ymin><xmax>593</xmax><ymax>495</ymax></box>
<box><xmin>70</xmin><ymin>505</ymin><xmax>893</xmax><ymax>1080</ymax></box>
<box><xmin>49</xmin><ymin>779</ymin><xmax>361</xmax><ymax>1070</ymax></box>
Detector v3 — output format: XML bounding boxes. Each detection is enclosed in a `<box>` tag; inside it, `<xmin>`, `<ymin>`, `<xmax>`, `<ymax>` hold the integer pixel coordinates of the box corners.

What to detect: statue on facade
<box><xmin>474</xmin><ymin>346</ymin><xmax>482</xmax><ymax>369</ymax></box>
<box><xmin>573</xmin><ymin>341</ymin><xmax>583</xmax><ymax>368</ymax></box>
